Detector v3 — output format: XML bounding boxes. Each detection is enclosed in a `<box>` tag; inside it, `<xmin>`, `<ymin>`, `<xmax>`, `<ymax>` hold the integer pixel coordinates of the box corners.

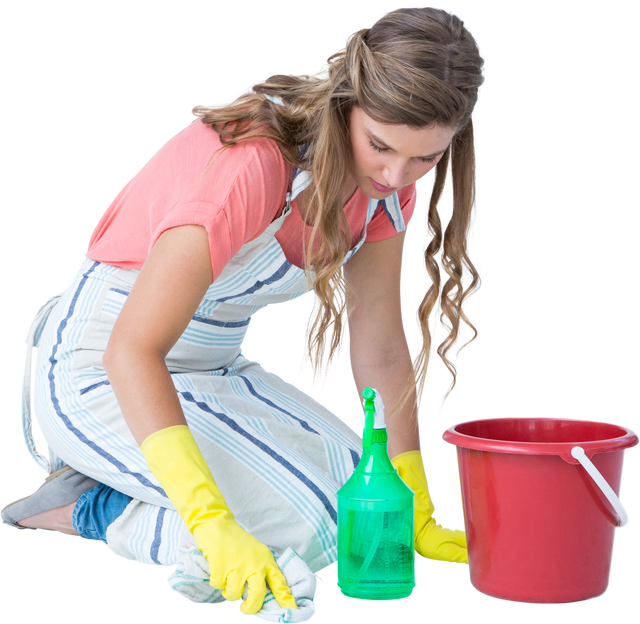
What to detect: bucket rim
<box><xmin>443</xmin><ymin>417</ymin><xmax>638</xmax><ymax>463</ymax></box>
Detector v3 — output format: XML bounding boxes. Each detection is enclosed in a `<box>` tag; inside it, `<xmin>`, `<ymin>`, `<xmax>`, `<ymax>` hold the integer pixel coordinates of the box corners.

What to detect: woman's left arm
<box><xmin>349</xmin><ymin>347</ymin><xmax>422</xmax><ymax>459</ymax></box>
<box><xmin>343</xmin><ymin>231</ymin><xmax>418</xmax><ymax>459</ymax></box>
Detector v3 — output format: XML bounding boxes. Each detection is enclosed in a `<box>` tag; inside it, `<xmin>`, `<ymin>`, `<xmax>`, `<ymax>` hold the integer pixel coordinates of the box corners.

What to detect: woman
<box><xmin>2</xmin><ymin>7</ymin><xmax>483</xmax><ymax>615</ymax></box>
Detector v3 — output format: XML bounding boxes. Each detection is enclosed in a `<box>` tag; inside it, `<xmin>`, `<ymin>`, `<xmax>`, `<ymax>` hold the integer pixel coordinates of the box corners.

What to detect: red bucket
<box><xmin>443</xmin><ymin>418</ymin><xmax>637</xmax><ymax>603</ymax></box>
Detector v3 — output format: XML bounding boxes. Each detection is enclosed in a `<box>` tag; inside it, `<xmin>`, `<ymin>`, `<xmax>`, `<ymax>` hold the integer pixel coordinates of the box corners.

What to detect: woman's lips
<box><xmin>369</xmin><ymin>178</ymin><xmax>398</xmax><ymax>193</ymax></box>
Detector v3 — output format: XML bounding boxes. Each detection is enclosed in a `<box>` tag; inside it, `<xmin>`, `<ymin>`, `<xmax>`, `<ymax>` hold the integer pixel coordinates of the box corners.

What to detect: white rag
<box><xmin>168</xmin><ymin>544</ymin><xmax>317</xmax><ymax>622</ymax></box>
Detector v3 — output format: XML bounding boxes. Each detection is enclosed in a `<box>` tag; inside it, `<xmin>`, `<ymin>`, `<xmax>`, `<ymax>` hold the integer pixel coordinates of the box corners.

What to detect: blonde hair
<box><xmin>193</xmin><ymin>7</ymin><xmax>484</xmax><ymax>412</ymax></box>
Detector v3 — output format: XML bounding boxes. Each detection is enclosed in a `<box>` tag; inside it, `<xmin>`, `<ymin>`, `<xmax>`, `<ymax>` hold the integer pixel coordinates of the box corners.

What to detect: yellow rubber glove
<box><xmin>391</xmin><ymin>450</ymin><xmax>468</xmax><ymax>563</ymax></box>
<box><xmin>141</xmin><ymin>425</ymin><xmax>297</xmax><ymax>614</ymax></box>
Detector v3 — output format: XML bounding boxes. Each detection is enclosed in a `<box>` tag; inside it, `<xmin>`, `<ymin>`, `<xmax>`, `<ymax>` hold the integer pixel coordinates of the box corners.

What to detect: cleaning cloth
<box><xmin>168</xmin><ymin>545</ymin><xmax>317</xmax><ymax>621</ymax></box>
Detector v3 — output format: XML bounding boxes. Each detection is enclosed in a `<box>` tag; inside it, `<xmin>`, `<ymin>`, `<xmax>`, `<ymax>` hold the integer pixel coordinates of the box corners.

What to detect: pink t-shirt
<box><xmin>87</xmin><ymin>120</ymin><xmax>416</xmax><ymax>281</ymax></box>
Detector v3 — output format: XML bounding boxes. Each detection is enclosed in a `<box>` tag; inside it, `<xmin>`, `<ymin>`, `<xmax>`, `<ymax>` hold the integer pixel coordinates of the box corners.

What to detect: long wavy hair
<box><xmin>194</xmin><ymin>7</ymin><xmax>484</xmax><ymax>414</ymax></box>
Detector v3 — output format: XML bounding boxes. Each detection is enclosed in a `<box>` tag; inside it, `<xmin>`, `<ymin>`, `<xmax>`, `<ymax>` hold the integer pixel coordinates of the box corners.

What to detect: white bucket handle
<box><xmin>571</xmin><ymin>446</ymin><xmax>628</xmax><ymax>527</ymax></box>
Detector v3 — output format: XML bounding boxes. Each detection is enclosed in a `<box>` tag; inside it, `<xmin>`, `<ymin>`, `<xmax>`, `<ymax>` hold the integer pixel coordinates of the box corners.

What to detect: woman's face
<box><xmin>348</xmin><ymin>106</ymin><xmax>456</xmax><ymax>199</ymax></box>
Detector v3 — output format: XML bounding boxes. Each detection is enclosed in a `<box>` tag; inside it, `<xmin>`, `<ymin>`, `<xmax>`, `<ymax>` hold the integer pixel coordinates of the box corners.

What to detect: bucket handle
<box><xmin>571</xmin><ymin>446</ymin><xmax>628</xmax><ymax>527</ymax></box>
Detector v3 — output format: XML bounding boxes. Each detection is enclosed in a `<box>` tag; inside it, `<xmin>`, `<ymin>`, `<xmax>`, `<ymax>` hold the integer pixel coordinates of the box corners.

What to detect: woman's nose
<box><xmin>382</xmin><ymin>162</ymin><xmax>408</xmax><ymax>188</ymax></box>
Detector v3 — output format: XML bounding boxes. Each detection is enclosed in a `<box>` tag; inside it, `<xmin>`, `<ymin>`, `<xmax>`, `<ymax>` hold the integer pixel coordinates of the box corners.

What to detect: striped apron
<box><xmin>24</xmin><ymin>171</ymin><xmax>407</xmax><ymax>572</ymax></box>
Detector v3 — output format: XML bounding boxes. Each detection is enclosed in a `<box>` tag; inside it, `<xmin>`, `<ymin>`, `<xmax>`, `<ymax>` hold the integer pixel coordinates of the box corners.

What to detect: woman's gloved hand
<box><xmin>141</xmin><ymin>425</ymin><xmax>297</xmax><ymax>614</ymax></box>
<box><xmin>391</xmin><ymin>450</ymin><xmax>468</xmax><ymax>563</ymax></box>
<box><xmin>192</xmin><ymin>515</ymin><xmax>294</xmax><ymax>613</ymax></box>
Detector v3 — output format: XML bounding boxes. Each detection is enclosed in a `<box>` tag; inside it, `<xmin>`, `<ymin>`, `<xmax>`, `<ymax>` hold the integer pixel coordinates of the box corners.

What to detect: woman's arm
<box><xmin>102</xmin><ymin>224</ymin><xmax>297</xmax><ymax>609</ymax></box>
<box><xmin>343</xmin><ymin>231</ymin><xmax>419</xmax><ymax>458</ymax></box>
<box><xmin>102</xmin><ymin>225</ymin><xmax>213</xmax><ymax>445</ymax></box>
<box><xmin>349</xmin><ymin>347</ymin><xmax>422</xmax><ymax>459</ymax></box>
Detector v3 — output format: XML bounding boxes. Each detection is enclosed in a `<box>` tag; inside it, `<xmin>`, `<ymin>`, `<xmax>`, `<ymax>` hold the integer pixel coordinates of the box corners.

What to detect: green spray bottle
<box><xmin>337</xmin><ymin>388</ymin><xmax>415</xmax><ymax>599</ymax></box>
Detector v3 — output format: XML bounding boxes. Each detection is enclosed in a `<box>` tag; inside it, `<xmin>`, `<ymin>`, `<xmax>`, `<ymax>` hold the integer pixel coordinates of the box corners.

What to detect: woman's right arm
<box><xmin>102</xmin><ymin>224</ymin><xmax>297</xmax><ymax>613</ymax></box>
<box><xmin>102</xmin><ymin>224</ymin><xmax>212</xmax><ymax>444</ymax></box>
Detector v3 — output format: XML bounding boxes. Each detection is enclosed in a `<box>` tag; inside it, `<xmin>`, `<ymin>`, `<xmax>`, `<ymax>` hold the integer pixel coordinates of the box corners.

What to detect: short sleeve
<box><xmin>148</xmin><ymin>137</ymin><xmax>289</xmax><ymax>282</ymax></box>
<box><xmin>87</xmin><ymin>121</ymin><xmax>291</xmax><ymax>278</ymax></box>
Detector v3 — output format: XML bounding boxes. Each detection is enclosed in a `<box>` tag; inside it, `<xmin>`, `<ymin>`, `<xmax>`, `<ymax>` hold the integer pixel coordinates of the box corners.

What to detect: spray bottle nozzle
<box><xmin>362</xmin><ymin>388</ymin><xmax>387</xmax><ymax>447</ymax></box>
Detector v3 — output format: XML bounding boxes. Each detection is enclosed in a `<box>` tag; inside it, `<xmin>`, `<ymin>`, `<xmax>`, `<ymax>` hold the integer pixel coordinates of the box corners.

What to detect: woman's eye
<box><xmin>369</xmin><ymin>141</ymin><xmax>435</xmax><ymax>163</ymax></box>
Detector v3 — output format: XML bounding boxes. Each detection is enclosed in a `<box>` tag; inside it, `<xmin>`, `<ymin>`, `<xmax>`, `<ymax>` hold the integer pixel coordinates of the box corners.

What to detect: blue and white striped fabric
<box><xmin>26</xmin><ymin>165</ymin><xmax>406</xmax><ymax>580</ymax></box>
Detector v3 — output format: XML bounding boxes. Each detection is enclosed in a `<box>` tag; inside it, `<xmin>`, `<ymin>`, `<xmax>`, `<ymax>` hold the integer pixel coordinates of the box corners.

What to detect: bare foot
<box><xmin>18</xmin><ymin>501</ymin><xmax>78</xmax><ymax>536</ymax></box>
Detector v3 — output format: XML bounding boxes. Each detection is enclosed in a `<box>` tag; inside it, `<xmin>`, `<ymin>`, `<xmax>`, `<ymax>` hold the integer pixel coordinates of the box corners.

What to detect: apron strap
<box><xmin>18</xmin><ymin>289</ymin><xmax>64</xmax><ymax>477</ymax></box>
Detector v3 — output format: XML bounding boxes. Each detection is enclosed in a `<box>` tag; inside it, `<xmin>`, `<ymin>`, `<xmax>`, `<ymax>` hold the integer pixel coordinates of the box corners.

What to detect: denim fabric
<box><xmin>72</xmin><ymin>483</ymin><xmax>132</xmax><ymax>543</ymax></box>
